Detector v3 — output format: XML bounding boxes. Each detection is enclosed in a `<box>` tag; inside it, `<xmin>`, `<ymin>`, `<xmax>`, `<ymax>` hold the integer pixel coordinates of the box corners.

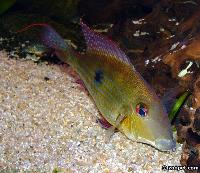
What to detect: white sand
<box><xmin>0</xmin><ymin>51</ymin><xmax>183</xmax><ymax>172</ymax></box>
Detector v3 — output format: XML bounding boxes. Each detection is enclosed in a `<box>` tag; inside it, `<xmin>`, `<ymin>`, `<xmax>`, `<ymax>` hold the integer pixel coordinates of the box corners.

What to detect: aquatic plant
<box><xmin>169</xmin><ymin>90</ymin><xmax>191</xmax><ymax>122</ymax></box>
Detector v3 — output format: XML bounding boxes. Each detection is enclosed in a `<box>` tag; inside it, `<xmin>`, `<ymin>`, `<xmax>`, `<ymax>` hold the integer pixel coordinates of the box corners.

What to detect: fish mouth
<box><xmin>155</xmin><ymin>138</ymin><xmax>176</xmax><ymax>151</ymax></box>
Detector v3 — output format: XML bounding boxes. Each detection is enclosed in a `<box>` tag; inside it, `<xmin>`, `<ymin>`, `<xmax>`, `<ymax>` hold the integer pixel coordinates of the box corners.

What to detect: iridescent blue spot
<box><xmin>136</xmin><ymin>103</ymin><xmax>148</xmax><ymax>117</ymax></box>
<box><xmin>139</xmin><ymin>108</ymin><xmax>146</xmax><ymax>117</ymax></box>
<box><xmin>94</xmin><ymin>69</ymin><xmax>104</xmax><ymax>84</ymax></box>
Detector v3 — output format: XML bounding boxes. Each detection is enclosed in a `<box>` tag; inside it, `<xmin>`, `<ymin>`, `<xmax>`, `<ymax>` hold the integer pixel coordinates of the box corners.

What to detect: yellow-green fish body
<box><xmin>27</xmin><ymin>21</ymin><xmax>175</xmax><ymax>151</ymax></box>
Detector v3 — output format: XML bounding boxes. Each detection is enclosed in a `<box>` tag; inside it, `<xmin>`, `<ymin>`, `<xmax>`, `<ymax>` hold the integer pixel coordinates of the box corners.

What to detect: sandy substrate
<box><xmin>0</xmin><ymin>51</ymin><xmax>183</xmax><ymax>172</ymax></box>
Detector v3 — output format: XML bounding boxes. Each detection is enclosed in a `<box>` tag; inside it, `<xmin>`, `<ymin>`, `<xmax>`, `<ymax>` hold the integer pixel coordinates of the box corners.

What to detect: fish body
<box><xmin>23</xmin><ymin>21</ymin><xmax>176</xmax><ymax>151</ymax></box>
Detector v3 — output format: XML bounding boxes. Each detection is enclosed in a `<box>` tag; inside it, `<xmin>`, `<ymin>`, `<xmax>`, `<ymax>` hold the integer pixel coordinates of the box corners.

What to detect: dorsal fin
<box><xmin>80</xmin><ymin>20</ymin><xmax>132</xmax><ymax>65</ymax></box>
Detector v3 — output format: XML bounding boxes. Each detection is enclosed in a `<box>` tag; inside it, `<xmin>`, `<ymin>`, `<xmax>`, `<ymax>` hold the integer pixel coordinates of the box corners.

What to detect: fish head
<box><xmin>124</xmin><ymin>89</ymin><xmax>176</xmax><ymax>151</ymax></box>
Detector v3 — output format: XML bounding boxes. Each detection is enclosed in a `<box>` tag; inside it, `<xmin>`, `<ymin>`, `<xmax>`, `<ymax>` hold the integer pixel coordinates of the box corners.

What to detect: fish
<box><xmin>18</xmin><ymin>20</ymin><xmax>176</xmax><ymax>151</ymax></box>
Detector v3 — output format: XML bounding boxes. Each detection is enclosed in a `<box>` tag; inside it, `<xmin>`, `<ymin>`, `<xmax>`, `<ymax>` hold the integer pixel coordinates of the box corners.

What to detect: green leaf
<box><xmin>169</xmin><ymin>90</ymin><xmax>191</xmax><ymax>122</ymax></box>
<box><xmin>0</xmin><ymin>0</ymin><xmax>16</xmax><ymax>15</ymax></box>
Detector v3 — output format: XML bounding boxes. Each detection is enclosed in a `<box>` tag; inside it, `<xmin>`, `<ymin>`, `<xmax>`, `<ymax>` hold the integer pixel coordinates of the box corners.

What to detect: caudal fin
<box><xmin>17</xmin><ymin>23</ymin><xmax>70</xmax><ymax>62</ymax></box>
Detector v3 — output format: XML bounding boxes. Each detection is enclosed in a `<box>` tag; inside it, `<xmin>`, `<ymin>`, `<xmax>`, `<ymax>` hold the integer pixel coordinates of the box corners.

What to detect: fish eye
<box><xmin>136</xmin><ymin>102</ymin><xmax>148</xmax><ymax>117</ymax></box>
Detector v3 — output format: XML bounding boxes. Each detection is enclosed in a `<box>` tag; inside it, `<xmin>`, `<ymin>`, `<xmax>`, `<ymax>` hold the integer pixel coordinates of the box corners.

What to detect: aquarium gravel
<box><xmin>0</xmin><ymin>51</ymin><xmax>183</xmax><ymax>172</ymax></box>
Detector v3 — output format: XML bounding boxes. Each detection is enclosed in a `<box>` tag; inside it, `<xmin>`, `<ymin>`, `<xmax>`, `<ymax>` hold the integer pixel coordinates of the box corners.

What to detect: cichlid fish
<box><xmin>19</xmin><ymin>21</ymin><xmax>176</xmax><ymax>151</ymax></box>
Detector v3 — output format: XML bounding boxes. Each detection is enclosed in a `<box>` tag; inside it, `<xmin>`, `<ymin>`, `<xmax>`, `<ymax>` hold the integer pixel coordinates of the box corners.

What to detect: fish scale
<box><xmin>18</xmin><ymin>20</ymin><xmax>176</xmax><ymax>151</ymax></box>
<box><xmin>72</xmin><ymin>55</ymin><xmax>125</xmax><ymax>121</ymax></box>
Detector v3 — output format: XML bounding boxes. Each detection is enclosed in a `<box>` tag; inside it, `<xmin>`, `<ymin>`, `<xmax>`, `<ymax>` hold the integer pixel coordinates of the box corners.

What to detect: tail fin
<box><xmin>16</xmin><ymin>23</ymin><xmax>70</xmax><ymax>63</ymax></box>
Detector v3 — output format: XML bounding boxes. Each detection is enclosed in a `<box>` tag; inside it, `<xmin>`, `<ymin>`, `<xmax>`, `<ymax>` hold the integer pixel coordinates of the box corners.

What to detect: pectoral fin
<box><xmin>104</xmin><ymin>114</ymin><xmax>126</xmax><ymax>142</ymax></box>
<box><xmin>97</xmin><ymin>116</ymin><xmax>113</xmax><ymax>129</ymax></box>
